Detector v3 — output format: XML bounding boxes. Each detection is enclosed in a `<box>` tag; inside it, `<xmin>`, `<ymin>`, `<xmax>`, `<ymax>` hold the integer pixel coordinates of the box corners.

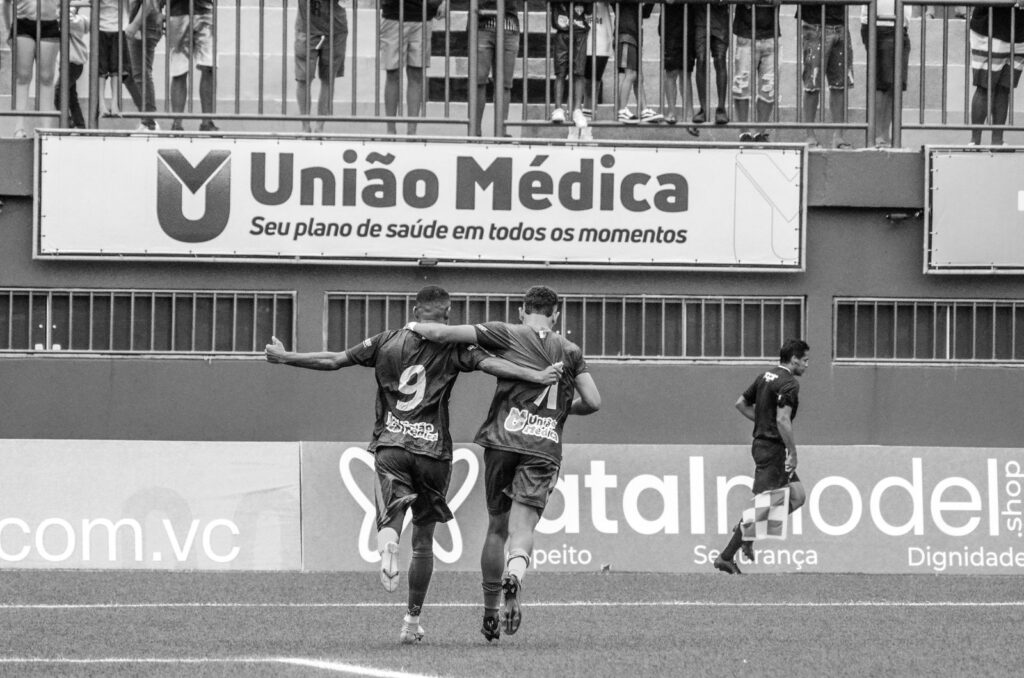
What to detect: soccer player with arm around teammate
<box><xmin>265</xmin><ymin>286</ymin><xmax>560</xmax><ymax>644</ymax></box>
<box><xmin>714</xmin><ymin>338</ymin><xmax>809</xmax><ymax>574</ymax></box>
<box><xmin>406</xmin><ymin>285</ymin><xmax>601</xmax><ymax>641</ymax></box>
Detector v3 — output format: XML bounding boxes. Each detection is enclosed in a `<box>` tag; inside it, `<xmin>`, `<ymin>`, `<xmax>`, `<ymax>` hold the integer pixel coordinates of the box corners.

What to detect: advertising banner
<box><xmin>36</xmin><ymin>132</ymin><xmax>804</xmax><ymax>270</ymax></box>
<box><xmin>301</xmin><ymin>442</ymin><xmax>1024</xmax><ymax>574</ymax></box>
<box><xmin>0</xmin><ymin>440</ymin><xmax>301</xmax><ymax>570</ymax></box>
<box><xmin>926</xmin><ymin>146</ymin><xmax>1024</xmax><ymax>273</ymax></box>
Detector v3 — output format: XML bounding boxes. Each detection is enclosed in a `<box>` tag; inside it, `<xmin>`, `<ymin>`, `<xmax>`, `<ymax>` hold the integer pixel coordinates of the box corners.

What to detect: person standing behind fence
<box><xmin>473</xmin><ymin>0</ymin><xmax>521</xmax><ymax>136</ymax></box>
<box><xmin>860</xmin><ymin>0</ymin><xmax>910</xmax><ymax>148</ymax></box>
<box><xmin>382</xmin><ymin>0</ymin><xmax>443</xmax><ymax>135</ymax></box>
<box><xmin>125</xmin><ymin>0</ymin><xmax>165</xmax><ymax>131</ymax></box>
<box><xmin>800</xmin><ymin>2</ymin><xmax>854</xmax><ymax>149</ymax></box>
<box><xmin>580</xmin><ymin>0</ymin><xmax>613</xmax><ymax>124</ymax></box>
<box><xmin>3</xmin><ymin>0</ymin><xmax>60</xmax><ymax>138</ymax></box>
<box><xmin>96</xmin><ymin>0</ymin><xmax>142</xmax><ymax>117</ymax></box>
<box><xmin>295</xmin><ymin>0</ymin><xmax>348</xmax><ymax>134</ymax></box>
<box><xmin>661</xmin><ymin>0</ymin><xmax>698</xmax><ymax>134</ymax></box>
<box><xmin>55</xmin><ymin>2</ymin><xmax>89</xmax><ymax>129</ymax></box>
<box><xmin>968</xmin><ymin>4</ymin><xmax>1024</xmax><ymax>146</ymax></box>
<box><xmin>549</xmin><ymin>0</ymin><xmax>591</xmax><ymax>125</ymax></box>
<box><xmin>733</xmin><ymin>1</ymin><xmax>780</xmax><ymax>142</ymax></box>
<box><xmin>614</xmin><ymin>0</ymin><xmax>661</xmax><ymax>123</ymax></box>
<box><xmin>166</xmin><ymin>0</ymin><xmax>217</xmax><ymax>131</ymax></box>
<box><xmin>691</xmin><ymin>0</ymin><xmax>730</xmax><ymax>126</ymax></box>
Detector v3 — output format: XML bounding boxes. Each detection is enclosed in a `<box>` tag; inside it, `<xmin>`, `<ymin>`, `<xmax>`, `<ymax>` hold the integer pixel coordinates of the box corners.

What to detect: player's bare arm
<box><xmin>569</xmin><ymin>372</ymin><xmax>601</xmax><ymax>415</ymax></box>
<box><xmin>777</xmin><ymin>405</ymin><xmax>798</xmax><ymax>470</ymax></box>
<box><xmin>479</xmin><ymin>357</ymin><xmax>561</xmax><ymax>385</ymax></box>
<box><xmin>264</xmin><ymin>336</ymin><xmax>355</xmax><ymax>370</ymax></box>
<box><xmin>735</xmin><ymin>395</ymin><xmax>756</xmax><ymax>422</ymax></box>
<box><xmin>405</xmin><ymin>322</ymin><xmax>478</xmax><ymax>344</ymax></box>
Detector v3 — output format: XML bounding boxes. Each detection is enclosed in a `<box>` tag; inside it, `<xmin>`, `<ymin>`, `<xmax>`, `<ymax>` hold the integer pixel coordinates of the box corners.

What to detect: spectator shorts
<box><xmin>617</xmin><ymin>39</ymin><xmax>638</xmax><ymax>72</ymax></box>
<box><xmin>381</xmin><ymin>18</ymin><xmax>430</xmax><ymax>70</ymax></box>
<box><xmin>553</xmin><ymin>28</ymin><xmax>589</xmax><ymax>78</ymax></box>
<box><xmin>970</xmin><ymin>30</ymin><xmax>1024</xmax><ymax>90</ymax></box>
<box><xmin>660</xmin><ymin>4</ymin><xmax>693</xmax><ymax>72</ymax></box>
<box><xmin>97</xmin><ymin>30</ymin><xmax>131</xmax><ymax>78</ymax></box>
<box><xmin>861</xmin><ymin>24</ymin><xmax>909</xmax><ymax>92</ymax></box>
<box><xmin>168</xmin><ymin>12</ymin><xmax>215</xmax><ymax>76</ymax></box>
<box><xmin>732</xmin><ymin>35</ymin><xmax>778</xmax><ymax>102</ymax></box>
<box><xmin>802</xmin><ymin>22</ymin><xmax>854</xmax><ymax>92</ymax></box>
<box><xmin>13</xmin><ymin>17</ymin><xmax>60</xmax><ymax>41</ymax></box>
<box><xmin>483</xmin><ymin>448</ymin><xmax>560</xmax><ymax>515</ymax></box>
<box><xmin>751</xmin><ymin>438</ymin><xmax>801</xmax><ymax>494</ymax></box>
<box><xmin>295</xmin><ymin>23</ymin><xmax>349</xmax><ymax>80</ymax></box>
<box><xmin>374</xmin><ymin>445</ymin><xmax>453</xmax><ymax>528</ymax></box>
<box><xmin>476</xmin><ymin>17</ymin><xmax>519</xmax><ymax>88</ymax></box>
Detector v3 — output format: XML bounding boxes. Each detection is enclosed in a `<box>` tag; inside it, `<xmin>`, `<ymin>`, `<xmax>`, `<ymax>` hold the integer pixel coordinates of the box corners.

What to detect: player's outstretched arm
<box><xmin>405</xmin><ymin>322</ymin><xmax>478</xmax><ymax>344</ymax></box>
<box><xmin>569</xmin><ymin>372</ymin><xmax>601</xmax><ymax>415</ymax></box>
<box><xmin>777</xmin><ymin>405</ymin><xmax>797</xmax><ymax>470</ymax></box>
<box><xmin>735</xmin><ymin>395</ymin><xmax>756</xmax><ymax>422</ymax></box>
<box><xmin>264</xmin><ymin>336</ymin><xmax>355</xmax><ymax>370</ymax></box>
<box><xmin>479</xmin><ymin>357</ymin><xmax>562</xmax><ymax>385</ymax></box>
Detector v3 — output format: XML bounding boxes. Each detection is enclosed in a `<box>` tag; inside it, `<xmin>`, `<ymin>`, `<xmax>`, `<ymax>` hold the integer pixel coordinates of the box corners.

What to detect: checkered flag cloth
<box><xmin>740</xmin><ymin>487</ymin><xmax>791</xmax><ymax>541</ymax></box>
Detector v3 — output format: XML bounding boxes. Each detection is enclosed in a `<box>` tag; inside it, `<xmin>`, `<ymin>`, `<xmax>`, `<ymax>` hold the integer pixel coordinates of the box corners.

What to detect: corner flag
<box><xmin>740</xmin><ymin>487</ymin><xmax>791</xmax><ymax>541</ymax></box>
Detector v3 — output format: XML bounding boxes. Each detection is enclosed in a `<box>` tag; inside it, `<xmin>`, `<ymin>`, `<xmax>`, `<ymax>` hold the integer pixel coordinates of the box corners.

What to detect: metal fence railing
<box><xmin>326</xmin><ymin>291</ymin><xmax>805</xmax><ymax>361</ymax></box>
<box><xmin>1</xmin><ymin>0</ymin><xmax>1021</xmax><ymax>146</ymax></box>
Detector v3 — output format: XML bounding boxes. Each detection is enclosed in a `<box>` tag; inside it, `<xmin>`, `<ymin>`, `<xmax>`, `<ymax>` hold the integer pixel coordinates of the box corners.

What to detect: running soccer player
<box><xmin>406</xmin><ymin>285</ymin><xmax>601</xmax><ymax>641</ymax></box>
<box><xmin>714</xmin><ymin>338</ymin><xmax>810</xmax><ymax>574</ymax></box>
<box><xmin>265</xmin><ymin>286</ymin><xmax>559</xmax><ymax>643</ymax></box>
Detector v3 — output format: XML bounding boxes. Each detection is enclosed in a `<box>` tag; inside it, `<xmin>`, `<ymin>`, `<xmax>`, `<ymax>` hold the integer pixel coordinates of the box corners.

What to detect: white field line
<box><xmin>1</xmin><ymin>600</ymin><xmax>1024</xmax><ymax>609</ymax></box>
<box><xmin>0</xmin><ymin>657</ymin><xmax>439</xmax><ymax>677</ymax></box>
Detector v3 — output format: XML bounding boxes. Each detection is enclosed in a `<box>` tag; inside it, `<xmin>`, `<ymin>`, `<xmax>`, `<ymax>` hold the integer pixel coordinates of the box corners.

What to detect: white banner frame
<box><xmin>35</xmin><ymin>131</ymin><xmax>806</xmax><ymax>272</ymax></box>
<box><xmin>924</xmin><ymin>145</ymin><xmax>1024</xmax><ymax>274</ymax></box>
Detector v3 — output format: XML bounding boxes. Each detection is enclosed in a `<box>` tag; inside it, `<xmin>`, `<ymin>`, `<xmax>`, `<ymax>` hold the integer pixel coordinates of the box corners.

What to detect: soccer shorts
<box><xmin>374</xmin><ymin>445</ymin><xmax>453</xmax><ymax>529</ymax></box>
<box><xmin>484</xmin><ymin>447</ymin><xmax>560</xmax><ymax>515</ymax></box>
<box><xmin>167</xmin><ymin>12</ymin><xmax>215</xmax><ymax>76</ymax></box>
<box><xmin>751</xmin><ymin>438</ymin><xmax>800</xmax><ymax>494</ymax></box>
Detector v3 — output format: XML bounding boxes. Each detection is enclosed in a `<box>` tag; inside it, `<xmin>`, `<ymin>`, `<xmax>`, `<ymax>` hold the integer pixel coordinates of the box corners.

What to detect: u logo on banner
<box><xmin>156</xmin><ymin>149</ymin><xmax>231</xmax><ymax>243</ymax></box>
<box><xmin>338</xmin><ymin>446</ymin><xmax>478</xmax><ymax>564</ymax></box>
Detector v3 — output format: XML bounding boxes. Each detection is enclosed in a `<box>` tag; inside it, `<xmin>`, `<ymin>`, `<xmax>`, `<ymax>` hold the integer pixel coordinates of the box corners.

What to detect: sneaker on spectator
<box><xmin>199</xmin><ymin>120</ymin><xmax>219</xmax><ymax>132</ymax></box>
<box><xmin>581</xmin><ymin>107</ymin><xmax>592</xmax><ymax>120</ymax></box>
<box><xmin>572</xmin><ymin>108</ymin><xmax>588</xmax><ymax>129</ymax></box>
<box><xmin>618</xmin><ymin>107</ymin><xmax>638</xmax><ymax>123</ymax></box>
<box><xmin>739</xmin><ymin>132</ymin><xmax>754</xmax><ymax>142</ymax></box>
<box><xmin>640</xmin><ymin>108</ymin><xmax>663</xmax><ymax>123</ymax></box>
<box><xmin>551</xmin><ymin>107</ymin><xmax>566</xmax><ymax>124</ymax></box>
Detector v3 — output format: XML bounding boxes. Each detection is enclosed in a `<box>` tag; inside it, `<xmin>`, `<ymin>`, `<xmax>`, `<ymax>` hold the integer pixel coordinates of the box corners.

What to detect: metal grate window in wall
<box><xmin>835</xmin><ymin>298</ymin><xmax>1024</xmax><ymax>364</ymax></box>
<box><xmin>326</xmin><ymin>293</ymin><xmax>804</xmax><ymax>362</ymax></box>
<box><xmin>0</xmin><ymin>289</ymin><xmax>295</xmax><ymax>356</ymax></box>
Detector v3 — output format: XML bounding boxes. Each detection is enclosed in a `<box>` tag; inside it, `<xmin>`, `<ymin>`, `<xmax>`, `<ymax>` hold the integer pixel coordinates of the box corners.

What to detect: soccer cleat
<box><xmin>572</xmin><ymin>108</ymin><xmax>588</xmax><ymax>129</ymax></box>
<box><xmin>480</xmin><ymin>613</ymin><xmax>501</xmax><ymax>642</ymax></box>
<box><xmin>617</xmin><ymin>107</ymin><xmax>638</xmax><ymax>123</ymax></box>
<box><xmin>741</xmin><ymin>540</ymin><xmax>755</xmax><ymax>562</ymax></box>
<box><xmin>551</xmin><ymin>107</ymin><xmax>566</xmax><ymax>124</ymax></box>
<box><xmin>380</xmin><ymin>541</ymin><xmax>400</xmax><ymax>592</ymax></box>
<box><xmin>499</xmin><ymin>573</ymin><xmax>522</xmax><ymax>635</ymax></box>
<box><xmin>639</xmin><ymin>108</ymin><xmax>664</xmax><ymax>123</ymax></box>
<box><xmin>714</xmin><ymin>555</ymin><xmax>743</xmax><ymax>575</ymax></box>
<box><xmin>400</xmin><ymin>616</ymin><xmax>425</xmax><ymax>644</ymax></box>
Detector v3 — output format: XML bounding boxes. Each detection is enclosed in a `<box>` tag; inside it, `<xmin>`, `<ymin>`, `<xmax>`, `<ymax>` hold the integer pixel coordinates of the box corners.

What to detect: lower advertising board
<box><xmin>302</xmin><ymin>442</ymin><xmax>1024</xmax><ymax>574</ymax></box>
<box><xmin>0</xmin><ymin>440</ymin><xmax>301</xmax><ymax>570</ymax></box>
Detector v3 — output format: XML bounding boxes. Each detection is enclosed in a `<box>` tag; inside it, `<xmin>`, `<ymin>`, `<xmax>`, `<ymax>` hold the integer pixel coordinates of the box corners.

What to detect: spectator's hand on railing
<box><xmin>433</xmin><ymin>0</ymin><xmax>447</xmax><ymax>21</ymax></box>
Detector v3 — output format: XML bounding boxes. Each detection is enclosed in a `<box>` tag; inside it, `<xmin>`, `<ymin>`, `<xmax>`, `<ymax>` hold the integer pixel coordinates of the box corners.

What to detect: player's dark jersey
<box><xmin>346</xmin><ymin>327</ymin><xmax>486</xmax><ymax>461</ymax></box>
<box><xmin>741</xmin><ymin>366</ymin><xmax>800</xmax><ymax>442</ymax></box>
<box><xmin>471</xmin><ymin>321</ymin><xmax>589</xmax><ymax>463</ymax></box>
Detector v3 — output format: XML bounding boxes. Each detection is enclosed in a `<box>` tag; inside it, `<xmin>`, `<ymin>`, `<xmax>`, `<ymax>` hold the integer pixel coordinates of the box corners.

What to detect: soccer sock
<box><xmin>482</xmin><ymin>580</ymin><xmax>502</xmax><ymax>614</ymax></box>
<box><xmin>720</xmin><ymin>522</ymin><xmax>744</xmax><ymax>561</ymax></box>
<box><xmin>377</xmin><ymin>526</ymin><xmax>400</xmax><ymax>553</ymax></box>
<box><xmin>506</xmin><ymin>548</ymin><xmax>530</xmax><ymax>583</ymax></box>
<box><xmin>407</xmin><ymin>545</ymin><xmax>433</xmax><ymax>618</ymax></box>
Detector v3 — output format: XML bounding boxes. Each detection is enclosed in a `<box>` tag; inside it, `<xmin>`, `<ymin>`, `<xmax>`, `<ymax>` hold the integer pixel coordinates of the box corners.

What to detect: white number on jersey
<box><xmin>396</xmin><ymin>364</ymin><xmax>426</xmax><ymax>411</ymax></box>
<box><xmin>532</xmin><ymin>384</ymin><xmax>559</xmax><ymax>411</ymax></box>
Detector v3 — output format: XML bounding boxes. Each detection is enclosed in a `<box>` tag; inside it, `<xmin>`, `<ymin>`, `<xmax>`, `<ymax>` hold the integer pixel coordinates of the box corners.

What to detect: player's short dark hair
<box><xmin>416</xmin><ymin>285</ymin><xmax>450</xmax><ymax>313</ymax></box>
<box><xmin>780</xmin><ymin>339</ymin><xmax>810</xmax><ymax>363</ymax></box>
<box><xmin>523</xmin><ymin>285</ymin><xmax>559</xmax><ymax>316</ymax></box>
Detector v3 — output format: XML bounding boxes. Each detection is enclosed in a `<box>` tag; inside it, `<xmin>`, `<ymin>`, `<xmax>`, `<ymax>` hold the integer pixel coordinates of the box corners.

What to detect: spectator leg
<box><xmin>406</xmin><ymin>66</ymin><xmax>424</xmax><ymax>135</ymax></box>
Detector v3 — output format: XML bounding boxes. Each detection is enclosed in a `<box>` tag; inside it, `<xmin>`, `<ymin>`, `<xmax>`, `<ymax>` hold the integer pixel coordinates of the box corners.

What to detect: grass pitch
<box><xmin>0</xmin><ymin>570</ymin><xmax>1020</xmax><ymax>677</ymax></box>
